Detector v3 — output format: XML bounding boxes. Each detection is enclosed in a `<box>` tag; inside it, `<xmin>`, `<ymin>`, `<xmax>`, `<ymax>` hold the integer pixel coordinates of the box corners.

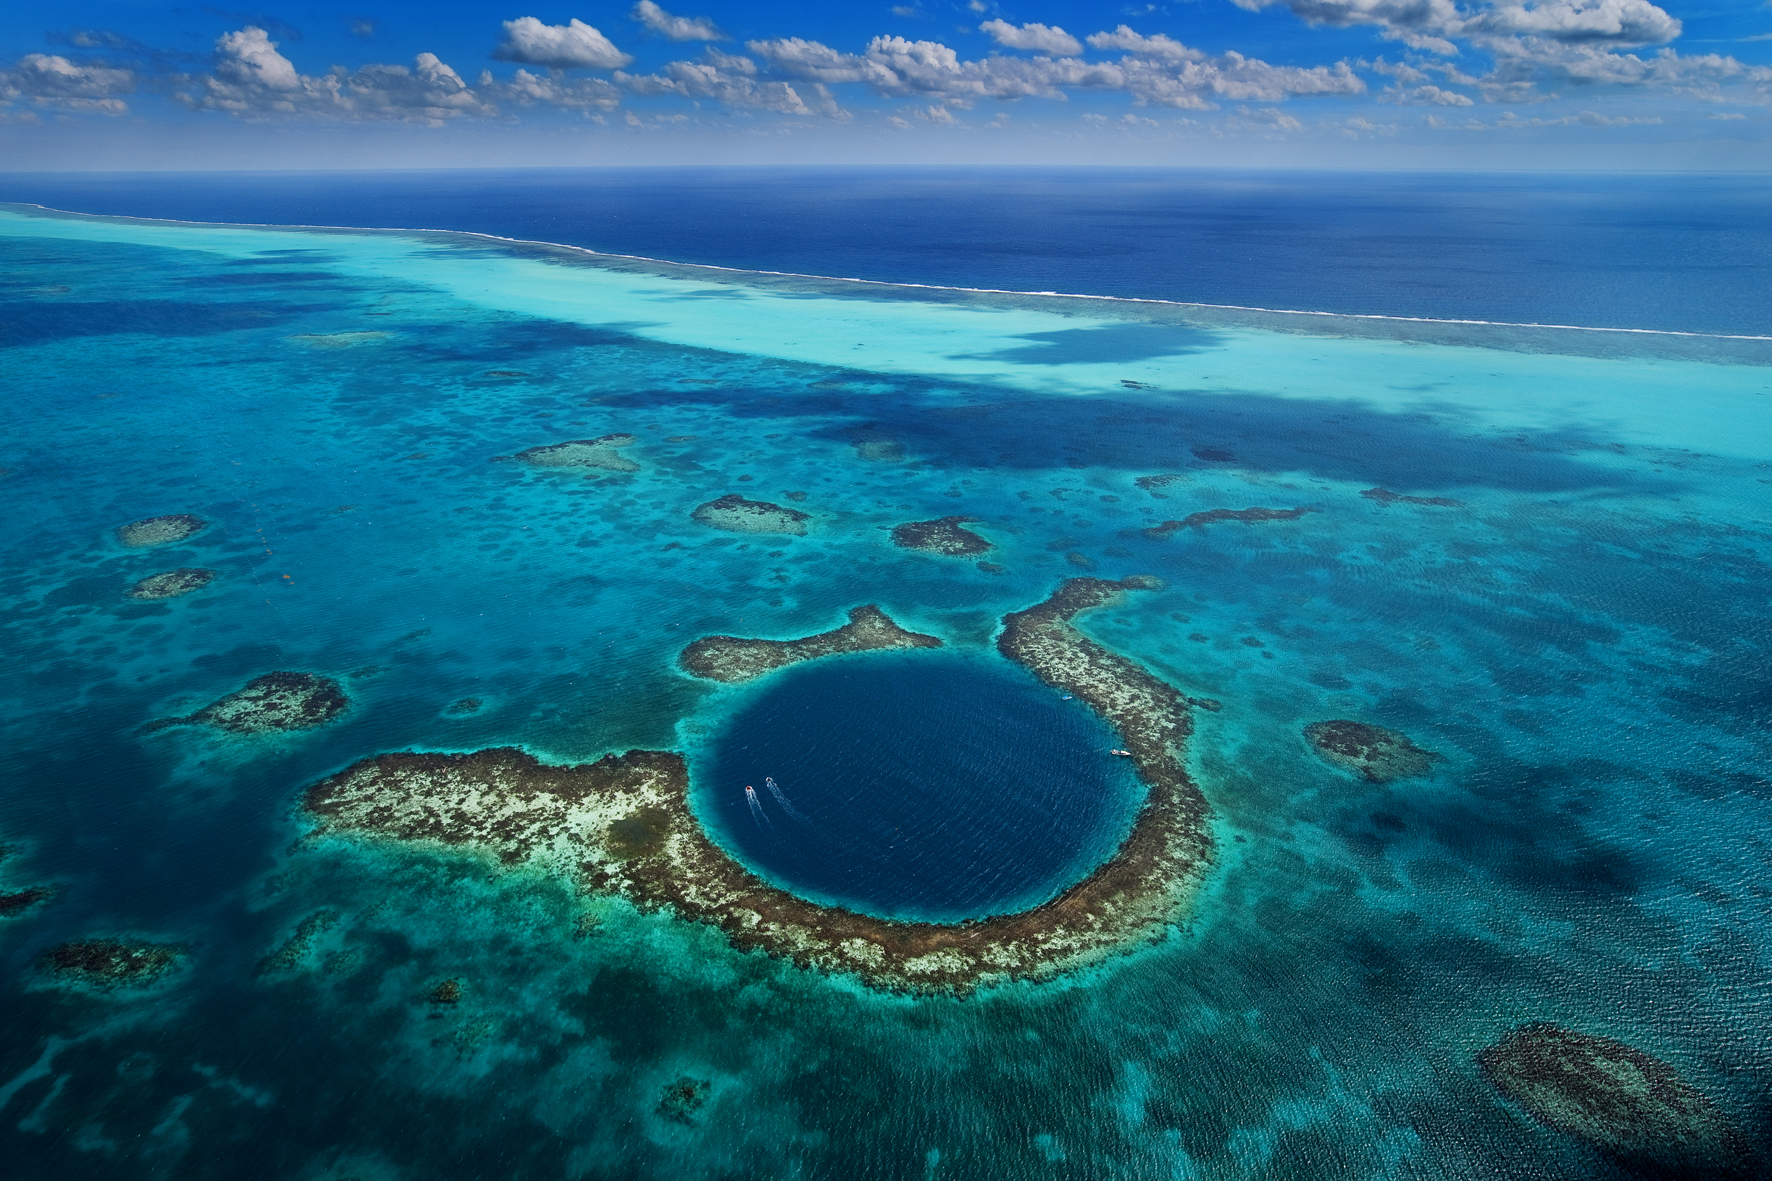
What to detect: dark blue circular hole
<box><xmin>697</xmin><ymin>649</ymin><xmax>1146</xmax><ymax>923</ymax></box>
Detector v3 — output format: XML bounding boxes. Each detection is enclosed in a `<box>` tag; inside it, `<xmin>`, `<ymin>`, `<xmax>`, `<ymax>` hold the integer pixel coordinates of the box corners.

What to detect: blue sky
<box><xmin>1</xmin><ymin>1</ymin><xmax>1769</xmax><ymax>169</ymax></box>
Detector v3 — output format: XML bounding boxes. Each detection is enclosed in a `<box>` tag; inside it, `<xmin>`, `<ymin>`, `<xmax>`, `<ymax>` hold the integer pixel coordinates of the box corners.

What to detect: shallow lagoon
<box><xmin>1</xmin><ymin>201</ymin><xmax>1770</xmax><ymax>1179</ymax></box>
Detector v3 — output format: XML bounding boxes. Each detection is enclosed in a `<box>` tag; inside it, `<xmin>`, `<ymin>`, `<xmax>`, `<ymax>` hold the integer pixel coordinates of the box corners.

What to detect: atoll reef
<box><xmin>255</xmin><ymin>909</ymin><xmax>341</xmax><ymax>976</ymax></box>
<box><xmin>1479</xmin><ymin>1023</ymin><xmax>1751</xmax><ymax>1172</ymax></box>
<box><xmin>116</xmin><ymin>514</ymin><xmax>208</xmax><ymax>548</ymax></box>
<box><xmin>852</xmin><ymin>438</ymin><xmax>906</xmax><ymax>462</ymax></box>
<box><xmin>40</xmin><ymin>938</ymin><xmax>185</xmax><ymax>989</ymax></box>
<box><xmin>1134</xmin><ymin>474</ymin><xmax>1188</xmax><ymax>491</ymax></box>
<box><xmin>1304</xmin><ymin>720</ymin><xmax>1438</xmax><ymax>782</ymax></box>
<box><xmin>890</xmin><ymin>516</ymin><xmax>993</xmax><ymax>556</ymax></box>
<box><xmin>129</xmin><ymin>567</ymin><xmax>218</xmax><ymax>600</ymax></box>
<box><xmin>678</xmin><ymin>605</ymin><xmax>942</xmax><ymax>684</ymax></box>
<box><xmin>285</xmin><ymin>331</ymin><xmax>390</xmax><ymax>348</ymax></box>
<box><xmin>505</xmin><ymin>434</ymin><xmax>639</xmax><ymax>473</ymax></box>
<box><xmin>301</xmin><ymin>578</ymin><xmax>1213</xmax><ymax>994</ymax></box>
<box><xmin>658</xmin><ymin>1077</ymin><xmax>712</xmax><ymax>1124</ymax></box>
<box><xmin>690</xmin><ymin>493</ymin><xmax>810</xmax><ymax>535</ymax></box>
<box><xmin>0</xmin><ymin>886</ymin><xmax>53</xmax><ymax>917</ymax></box>
<box><xmin>147</xmin><ymin>672</ymin><xmax>349</xmax><ymax>735</ymax></box>
<box><xmin>1143</xmin><ymin>507</ymin><xmax>1312</xmax><ymax>539</ymax></box>
<box><xmin>1361</xmin><ymin>487</ymin><xmax>1463</xmax><ymax>507</ymax></box>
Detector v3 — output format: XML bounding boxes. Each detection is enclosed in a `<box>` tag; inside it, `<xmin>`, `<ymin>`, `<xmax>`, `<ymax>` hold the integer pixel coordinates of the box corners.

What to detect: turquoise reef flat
<box><xmin>2</xmin><ymin>201</ymin><xmax>1770</xmax><ymax>1178</ymax></box>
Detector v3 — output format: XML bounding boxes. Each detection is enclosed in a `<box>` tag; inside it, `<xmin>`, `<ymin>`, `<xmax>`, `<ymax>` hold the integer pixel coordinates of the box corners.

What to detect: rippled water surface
<box><xmin>1</xmin><ymin>195</ymin><xmax>1770</xmax><ymax>1180</ymax></box>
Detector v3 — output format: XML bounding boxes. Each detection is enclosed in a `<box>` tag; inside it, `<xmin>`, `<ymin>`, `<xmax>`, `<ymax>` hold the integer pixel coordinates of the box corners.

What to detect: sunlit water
<box><xmin>0</xmin><ymin>197</ymin><xmax>1769</xmax><ymax>1180</ymax></box>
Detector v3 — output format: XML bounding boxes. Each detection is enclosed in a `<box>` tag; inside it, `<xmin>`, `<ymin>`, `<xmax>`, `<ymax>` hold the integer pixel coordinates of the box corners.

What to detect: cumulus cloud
<box><xmin>1383</xmin><ymin>83</ymin><xmax>1476</xmax><ymax>104</ymax></box>
<box><xmin>0</xmin><ymin>53</ymin><xmax>135</xmax><ymax>114</ymax></box>
<box><xmin>1085</xmin><ymin>26</ymin><xmax>1201</xmax><ymax>61</ymax></box>
<box><xmin>493</xmin><ymin>17</ymin><xmax>632</xmax><ymax>69</ymax></box>
<box><xmin>180</xmin><ymin>26</ymin><xmax>494</xmax><ymax>122</ymax></box>
<box><xmin>979</xmin><ymin>20</ymin><xmax>1082</xmax><ymax>57</ymax></box>
<box><xmin>631</xmin><ymin>2</ymin><xmax>727</xmax><ymax>42</ymax></box>
<box><xmin>618</xmin><ymin>49</ymin><xmax>843</xmax><ymax>115</ymax></box>
<box><xmin>479</xmin><ymin>67</ymin><xmax>620</xmax><ymax>111</ymax></box>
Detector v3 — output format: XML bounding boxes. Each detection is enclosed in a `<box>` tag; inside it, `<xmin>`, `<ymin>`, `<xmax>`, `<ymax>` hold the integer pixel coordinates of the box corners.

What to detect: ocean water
<box><xmin>0</xmin><ymin>180</ymin><xmax>1769</xmax><ymax>1180</ymax></box>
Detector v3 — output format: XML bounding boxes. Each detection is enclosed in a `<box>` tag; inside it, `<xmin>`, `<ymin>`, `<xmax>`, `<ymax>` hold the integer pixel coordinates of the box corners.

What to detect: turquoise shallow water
<box><xmin>1</xmin><ymin>202</ymin><xmax>1771</xmax><ymax>1179</ymax></box>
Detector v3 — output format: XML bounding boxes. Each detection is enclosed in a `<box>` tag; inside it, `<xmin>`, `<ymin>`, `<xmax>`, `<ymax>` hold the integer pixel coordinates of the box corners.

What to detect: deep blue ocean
<box><xmin>1</xmin><ymin>170</ymin><xmax>1770</xmax><ymax>1180</ymax></box>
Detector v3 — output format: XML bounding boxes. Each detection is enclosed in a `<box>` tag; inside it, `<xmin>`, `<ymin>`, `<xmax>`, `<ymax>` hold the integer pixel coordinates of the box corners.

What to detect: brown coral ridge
<box><xmin>891</xmin><ymin>516</ymin><xmax>992</xmax><ymax>557</ymax></box>
<box><xmin>679</xmin><ymin>605</ymin><xmax>941</xmax><ymax>684</ymax></box>
<box><xmin>41</xmin><ymin>938</ymin><xmax>184</xmax><ymax>988</ymax></box>
<box><xmin>1361</xmin><ymin>487</ymin><xmax>1463</xmax><ymax>507</ymax></box>
<box><xmin>146</xmin><ymin>672</ymin><xmax>348</xmax><ymax>735</ymax></box>
<box><xmin>300</xmin><ymin>579</ymin><xmax>1212</xmax><ymax>993</ymax></box>
<box><xmin>1142</xmin><ymin>507</ymin><xmax>1313</xmax><ymax>538</ymax></box>
<box><xmin>1479</xmin><ymin>1023</ymin><xmax>1753</xmax><ymax>1173</ymax></box>
<box><xmin>129</xmin><ymin>568</ymin><xmax>217</xmax><ymax>600</ymax></box>
<box><xmin>0</xmin><ymin>886</ymin><xmax>53</xmax><ymax>917</ymax></box>
<box><xmin>1304</xmin><ymin>720</ymin><xmax>1438</xmax><ymax>782</ymax></box>
<box><xmin>502</xmin><ymin>434</ymin><xmax>639</xmax><ymax>473</ymax></box>
<box><xmin>691</xmin><ymin>493</ymin><xmax>810</xmax><ymax>535</ymax></box>
<box><xmin>116</xmin><ymin>514</ymin><xmax>207</xmax><ymax>548</ymax></box>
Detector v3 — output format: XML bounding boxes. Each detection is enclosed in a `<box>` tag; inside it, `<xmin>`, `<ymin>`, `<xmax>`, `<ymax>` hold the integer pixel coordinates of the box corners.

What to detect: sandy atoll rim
<box><xmin>299</xmin><ymin>577</ymin><xmax>1213</xmax><ymax>993</ymax></box>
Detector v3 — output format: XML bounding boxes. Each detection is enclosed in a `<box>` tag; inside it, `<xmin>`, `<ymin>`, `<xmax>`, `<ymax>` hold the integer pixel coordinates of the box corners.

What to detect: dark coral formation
<box><xmin>505</xmin><ymin>434</ymin><xmax>639</xmax><ymax>473</ymax></box>
<box><xmin>0</xmin><ymin>886</ymin><xmax>52</xmax><ymax>917</ymax></box>
<box><xmin>658</xmin><ymin>1077</ymin><xmax>711</xmax><ymax>1124</ymax></box>
<box><xmin>41</xmin><ymin>938</ymin><xmax>184</xmax><ymax>988</ymax></box>
<box><xmin>1134</xmin><ymin>474</ymin><xmax>1188</xmax><ymax>491</ymax></box>
<box><xmin>129</xmin><ymin>568</ymin><xmax>217</xmax><ymax>600</ymax></box>
<box><xmin>446</xmin><ymin>698</ymin><xmax>483</xmax><ymax>716</ymax></box>
<box><xmin>891</xmin><ymin>516</ymin><xmax>992</xmax><ymax>556</ymax></box>
<box><xmin>116</xmin><ymin>514</ymin><xmax>207</xmax><ymax>548</ymax></box>
<box><xmin>255</xmin><ymin>909</ymin><xmax>340</xmax><ymax>976</ymax></box>
<box><xmin>1361</xmin><ymin>487</ymin><xmax>1463</xmax><ymax>507</ymax></box>
<box><xmin>147</xmin><ymin>672</ymin><xmax>348</xmax><ymax>735</ymax></box>
<box><xmin>1479</xmin><ymin>1023</ymin><xmax>1751</xmax><ymax>1172</ymax></box>
<box><xmin>691</xmin><ymin>493</ymin><xmax>810</xmax><ymax>535</ymax></box>
<box><xmin>679</xmin><ymin>605</ymin><xmax>941</xmax><ymax>683</ymax></box>
<box><xmin>428</xmin><ymin>978</ymin><xmax>463</xmax><ymax>1005</ymax></box>
<box><xmin>1191</xmin><ymin>446</ymin><xmax>1235</xmax><ymax>462</ymax></box>
<box><xmin>1143</xmin><ymin>507</ymin><xmax>1313</xmax><ymax>538</ymax></box>
<box><xmin>1304</xmin><ymin>720</ymin><xmax>1438</xmax><ymax>782</ymax></box>
<box><xmin>302</xmin><ymin>579</ymin><xmax>1213</xmax><ymax>993</ymax></box>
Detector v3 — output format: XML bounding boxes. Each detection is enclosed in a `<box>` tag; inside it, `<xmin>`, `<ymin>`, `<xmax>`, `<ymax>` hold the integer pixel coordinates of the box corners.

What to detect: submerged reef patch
<box><xmin>1304</xmin><ymin>720</ymin><xmax>1438</xmax><ymax>782</ymax></box>
<box><xmin>890</xmin><ymin>516</ymin><xmax>993</xmax><ymax>556</ymax></box>
<box><xmin>679</xmin><ymin>605</ymin><xmax>942</xmax><ymax>684</ymax></box>
<box><xmin>255</xmin><ymin>909</ymin><xmax>341</xmax><ymax>976</ymax></box>
<box><xmin>691</xmin><ymin>493</ymin><xmax>810</xmax><ymax>535</ymax></box>
<box><xmin>301</xmin><ymin>578</ymin><xmax>1212</xmax><ymax>994</ymax></box>
<box><xmin>1361</xmin><ymin>487</ymin><xmax>1463</xmax><ymax>507</ymax></box>
<box><xmin>1143</xmin><ymin>507</ymin><xmax>1312</xmax><ymax>539</ymax></box>
<box><xmin>285</xmin><ymin>331</ymin><xmax>389</xmax><ymax>348</ymax></box>
<box><xmin>504</xmin><ymin>434</ymin><xmax>639</xmax><ymax>473</ymax></box>
<box><xmin>129</xmin><ymin>567</ymin><xmax>218</xmax><ymax>600</ymax></box>
<box><xmin>1479</xmin><ymin>1023</ymin><xmax>1751</xmax><ymax>1173</ymax></box>
<box><xmin>147</xmin><ymin>672</ymin><xmax>348</xmax><ymax>735</ymax></box>
<box><xmin>116</xmin><ymin>514</ymin><xmax>208</xmax><ymax>549</ymax></box>
<box><xmin>658</xmin><ymin>1077</ymin><xmax>712</xmax><ymax>1124</ymax></box>
<box><xmin>41</xmin><ymin>938</ymin><xmax>184</xmax><ymax>989</ymax></box>
<box><xmin>0</xmin><ymin>886</ymin><xmax>53</xmax><ymax>917</ymax></box>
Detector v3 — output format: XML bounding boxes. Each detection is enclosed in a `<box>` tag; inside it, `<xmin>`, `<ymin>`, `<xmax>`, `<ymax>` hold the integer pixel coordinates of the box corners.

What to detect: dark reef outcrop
<box><xmin>300</xmin><ymin>578</ymin><xmax>1213</xmax><ymax>993</ymax></box>
<box><xmin>147</xmin><ymin>672</ymin><xmax>348</xmax><ymax>735</ymax></box>
<box><xmin>503</xmin><ymin>434</ymin><xmax>639</xmax><ymax>473</ymax></box>
<box><xmin>41</xmin><ymin>938</ymin><xmax>185</xmax><ymax>988</ymax></box>
<box><xmin>1479</xmin><ymin>1023</ymin><xmax>1751</xmax><ymax>1173</ymax></box>
<box><xmin>1304</xmin><ymin>720</ymin><xmax>1438</xmax><ymax>782</ymax></box>
<box><xmin>1361</xmin><ymin>487</ymin><xmax>1463</xmax><ymax>507</ymax></box>
<box><xmin>116</xmin><ymin>514</ymin><xmax>207</xmax><ymax>548</ymax></box>
<box><xmin>1143</xmin><ymin>507</ymin><xmax>1312</xmax><ymax>539</ymax></box>
<box><xmin>680</xmin><ymin>606</ymin><xmax>940</xmax><ymax>683</ymax></box>
<box><xmin>129</xmin><ymin>568</ymin><xmax>217</xmax><ymax>600</ymax></box>
<box><xmin>658</xmin><ymin>1077</ymin><xmax>712</xmax><ymax>1124</ymax></box>
<box><xmin>255</xmin><ymin>909</ymin><xmax>340</xmax><ymax>976</ymax></box>
<box><xmin>0</xmin><ymin>886</ymin><xmax>53</xmax><ymax>917</ymax></box>
<box><xmin>691</xmin><ymin>493</ymin><xmax>810</xmax><ymax>535</ymax></box>
<box><xmin>891</xmin><ymin>516</ymin><xmax>992</xmax><ymax>556</ymax></box>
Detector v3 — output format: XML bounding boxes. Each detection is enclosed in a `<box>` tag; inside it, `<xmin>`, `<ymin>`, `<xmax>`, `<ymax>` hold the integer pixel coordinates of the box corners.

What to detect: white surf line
<box><xmin>9</xmin><ymin>201</ymin><xmax>1772</xmax><ymax>344</ymax></box>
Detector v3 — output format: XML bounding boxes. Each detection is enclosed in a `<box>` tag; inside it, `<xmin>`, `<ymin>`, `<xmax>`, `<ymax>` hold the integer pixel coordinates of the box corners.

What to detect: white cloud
<box><xmin>618</xmin><ymin>50</ymin><xmax>843</xmax><ymax>116</ymax></box>
<box><xmin>493</xmin><ymin>17</ymin><xmax>632</xmax><ymax>69</ymax></box>
<box><xmin>1086</xmin><ymin>26</ymin><xmax>1202</xmax><ymax>62</ymax></box>
<box><xmin>479</xmin><ymin>68</ymin><xmax>620</xmax><ymax>110</ymax></box>
<box><xmin>182</xmin><ymin>27</ymin><xmax>494</xmax><ymax>123</ymax></box>
<box><xmin>1708</xmin><ymin>110</ymin><xmax>1746</xmax><ymax>118</ymax></box>
<box><xmin>979</xmin><ymin>20</ymin><xmax>1083</xmax><ymax>57</ymax></box>
<box><xmin>1231</xmin><ymin>105</ymin><xmax>1305</xmax><ymax>129</ymax></box>
<box><xmin>1383</xmin><ymin>83</ymin><xmax>1475</xmax><ymax>104</ymax></box>
<box><xmin>0</xmin><ymin>53</ymin><xmax>134</xmax><ymax>114</ymax></box>
<box><xmin>631</xmin><ymin>2</ymin><xmax>727</xmax><ymax>43</ymax></box>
